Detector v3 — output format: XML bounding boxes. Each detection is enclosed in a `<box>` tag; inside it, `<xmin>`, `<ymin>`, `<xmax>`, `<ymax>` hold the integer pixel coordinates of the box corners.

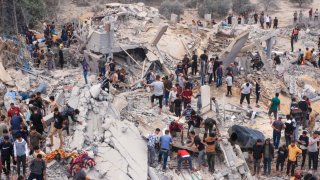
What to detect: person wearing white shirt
<box><xmin>226</xmin><ymin>73</ymin><xmax>233</xmax><ymax>96</ymax></box>
<box><xmin>207</xmin><ymin>59</ymin><xmax>214</xmax><ymax>85</ymax></box>
<box><xmin>144</xmin><ymin>75</ymin><xmax>164</xmax><ymax>115</ymax></box>
<box><xmin>240</xmin><ymin>82</ymin><xmax>252</xmax><ymax>107</ymax></box>
<box><xmin>168</xmin><ymin>87</ymin><xmax>177</xmax><ymax>113</ymax></box>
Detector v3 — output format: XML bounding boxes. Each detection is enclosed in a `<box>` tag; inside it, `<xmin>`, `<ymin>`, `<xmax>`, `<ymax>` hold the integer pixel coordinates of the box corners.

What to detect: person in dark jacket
<box><xmin>58</xmin><ymin>48</ymin><xmax>64</xmax><ymax>69</ymax></box>
<box><xmin>276</xmin><ymin>144</ymin><xmax>288</xmax><ymax>171</ymax></box>
<box><xmin>263</xmin><ymin>138</ymin><xmax>274</xmax><ymax>176</ymax></box>
<box><xmin>0</xmin><ymin>136</ymin><xmax>13</xmax><ymax>177</ymax></box>
<box><xmin>252</xmin><ymin>139</ymin><xmax>264</xmax><ymax>177</ymax></box>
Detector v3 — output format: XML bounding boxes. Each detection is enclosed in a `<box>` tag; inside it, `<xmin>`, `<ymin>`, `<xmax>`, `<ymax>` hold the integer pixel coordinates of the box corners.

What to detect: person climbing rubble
<box><xmin>143</xmin><ymin>75</ymin><xmax>164</xmax><ymax>115</ymax></box>
<box><xmin>187</xmin><ymin>131</ymin><xmax>206</xmax><ymax>171</ymax></box>
<box><xmin>169</xmin><ymin>120</ymin><xmax>183</xmax><ymax>144</ymax></box>
<box><xmin>158</xmin><ymin>130</ymin><xmax>172</xmax><ymax>171</ymax></box>
<box><xmin>60</xmin><ymin>104</ymin><xmax>81</xmax><ymax>135</ymax></box>
<box><xmin>48</xmin><ymin>107</ymin><xmax>64</xmax><ymax>149</ymax></box>
<box><xmin>176</xmin><ymin>149</ymin><xmax>193</xmax><ymax>173</ymax></box>
<box><xmin>147</xmin><ymin>128</ymin><xmax>160</xmax><ymax>167</ymax></box>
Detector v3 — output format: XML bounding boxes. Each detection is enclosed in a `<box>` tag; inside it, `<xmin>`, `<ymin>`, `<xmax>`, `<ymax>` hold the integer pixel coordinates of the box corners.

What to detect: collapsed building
<box><xmin>0</xmin><ymin>2</ymin><xmax>320</xmax><ymax>180</ymax></box>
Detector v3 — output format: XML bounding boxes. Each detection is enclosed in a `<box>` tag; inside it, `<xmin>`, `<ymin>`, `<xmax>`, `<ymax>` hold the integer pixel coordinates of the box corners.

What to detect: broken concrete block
<box><xmin>90</xmin><ymin>84</ymin><xmax>102</xmax><ymax>98</ymax></box>
<box><xmin>201</xmin><ymin>85</ymin><xmax>211</xmax><ymax>114</ymax></box>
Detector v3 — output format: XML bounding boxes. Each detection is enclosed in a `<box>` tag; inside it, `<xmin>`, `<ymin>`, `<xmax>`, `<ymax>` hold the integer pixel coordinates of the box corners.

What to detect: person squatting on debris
<box><xmin>143</xmin><ymin>75</ymin><xmax>164</xmax><ymax>115</ymax></box>
<box><xmin>176</xmin><ymin>149</ymin><xmax>193</xmax><ymax>173</ymax></box>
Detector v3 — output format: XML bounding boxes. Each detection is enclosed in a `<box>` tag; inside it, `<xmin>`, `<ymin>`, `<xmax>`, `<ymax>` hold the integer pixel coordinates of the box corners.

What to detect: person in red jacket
<box><xmin>177</xmin><ymin>149</ymin><xmax>193</xmax><ymax>172</ymax></box>
<box><xmin>182</xmin><ymin>87</ymin><xmax>193</xmax><ymax>109</ymax></box>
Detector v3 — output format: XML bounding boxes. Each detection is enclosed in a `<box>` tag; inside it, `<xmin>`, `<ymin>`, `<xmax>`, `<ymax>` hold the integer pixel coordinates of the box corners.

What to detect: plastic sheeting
<box><xmin>228</xmin><ymin>125</ymin><xmax>265</xmax><ymax>149</ymax></box>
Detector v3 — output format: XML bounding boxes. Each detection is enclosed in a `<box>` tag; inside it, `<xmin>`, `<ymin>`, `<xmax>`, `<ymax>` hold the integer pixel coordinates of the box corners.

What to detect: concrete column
<box><xmin>201</xmin><ymin>85</ymin><xmax>211</xmax><ymax>114</ymax></box>
<box><xmin>266</xmin><ymin>38</ymin><xmax>273</xmax><ymax>59</ymax></box>
<box><xmin>151</xmin><ymin>25</ymin><xmax>168</xmax><ymax>46</ymax></box>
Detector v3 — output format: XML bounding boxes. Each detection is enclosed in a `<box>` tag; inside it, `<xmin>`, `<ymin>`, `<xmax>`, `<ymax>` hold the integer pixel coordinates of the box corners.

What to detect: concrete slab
<box><xmin>201</xmin><ymin>85</ymin><xmax>211</xmax><ymax>114</ymax></box>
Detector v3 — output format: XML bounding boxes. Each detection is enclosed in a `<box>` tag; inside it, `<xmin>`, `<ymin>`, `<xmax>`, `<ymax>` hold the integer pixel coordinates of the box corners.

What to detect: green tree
<box><xmin>18</xmin><ymin>0</ymin><xmax>46</xmax><ymax>28</ymax></box>
<box><xmin>198</xmin><ymin>0</ymin><xmax>231</xmax><ymax>18</ymax></box>
<box><xmin>232</xmin><ymin>0</ymin><xmax>255</xmax><ymax>15</ymax></box>
<box><xmin>159</xmin><ymin>0</ymin><xmax>184</xmax><ymax>19</ymax></box>
<box><xmin>289</xmin><ymin>0</ymin><xmax>313</xmax><ymax>7</ymax></box>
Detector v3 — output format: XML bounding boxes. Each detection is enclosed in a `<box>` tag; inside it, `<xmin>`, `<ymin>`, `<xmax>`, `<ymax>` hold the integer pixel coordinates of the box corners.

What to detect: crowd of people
<box><xmin>0</xmin><ymin>91</ymin><xmax>90</xmax><ymax>179</ymax></box>
<box><xmin>144</xmin><ymin>44</ymin><xmax>319</xmax><ymax>179</ymax></box>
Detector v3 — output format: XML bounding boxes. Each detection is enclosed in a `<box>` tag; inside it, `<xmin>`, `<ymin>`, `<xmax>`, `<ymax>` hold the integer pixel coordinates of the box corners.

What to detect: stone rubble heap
<box><xmin>60</xmin><ymin>83</ymin><xmax>148</xmax><ymax>180</ymax></box>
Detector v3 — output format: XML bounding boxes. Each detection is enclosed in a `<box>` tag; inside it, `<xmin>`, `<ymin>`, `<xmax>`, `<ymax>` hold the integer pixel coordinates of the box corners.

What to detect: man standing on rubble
<box><xmin>293</xmin><ymin>11</ymin><xmax>298</xmax><ymax>24</ymax></box>
<box><xmin>191</xmin><ymin>51</ymin><xmax>198</xmax><ymax>76</ymax></box>
<box><xmin>200</xmin><ymin>50</ymin><xmax>208</xmax><ymax>85</ymax></box>
<box><xmin>253</xmin><ymin>12</ymin><xmax>258</xmax><ymax>24</ymax></box>
<box><xmin>147</xmin><ymin>128</ymin><xmax>160</xmax><ymax>166</ymax></box>
<box><xmin>48</xmin><ymin>108</ymin><xmax>64</xmax><ymax>149</ymax></box>
<box><xmin>307</xmin><ymin>132</ymin><xmax>320</xmax><ymax>171</ymax></box>
<box><xmin>314</xmin><ymin>9</ymin><xmax>319</xmax><ymax>21</ymax></box>
<box><xmin>309</xmin><ymin>8</ymin><xmax>313</xmax><ymax>21</ymax></box>
<box><xmin>180</xmin><ymin>104</ymin><xmax>195</xmax><ymax>133</ymax></box>
<box><xmin>216</xmin><ymin>62</ymin><xmax>223</xmax><ymax>88</ymax></box>
<box><xmin>240</xmin><ymin>82</ymin><xmax>252</xmax><ymax>108</ymax></box>
<box><xmin>30</xmin><ymin>106</ymin><xmax>46</xmax><ymax>135</ymax></box>
<box><xmin>182</xmin><ymin>87</ymin><xmax>192</xmax><ymax>109</ymax></box>
<box><xmin>273</xmin><ymin>17</ymin><xmax>278</xmax><ymax>29</ymax></box>
<box><xmin>298</xmin><ymin>96</ymin><xmax>309</xmax><ymax>129</ymax></box>
<box><xmin>255</xmin><ymin>78</ymin><xmax>261</xmax><ymax>107</ymax></box>
<box><xmin>272</xmin><ymin>117</ymin><xmax>284</xmax><ymax>149</ymax></box>
<box><xmin>143</xmin><ymin>75</ymin><xmax>164</xmax><ymax>115</ymax></box>
<box><xmin>163</xmin><ymin>76</ymin><xmax>172</xmax><ymax>107</ymax></box>
<box><xmin>58</xmin><ymin>47</ymin><xmax>64</xmax><ymax>69</ymax></box>
<box><xmin>286</xmin><ymin>141</ymin><xmax>302</xmax><ymax>177</ymax></box>
<box><xmin>158</xmin><ymin>130</ymin><xmax>172</xmax><ymax>171</ymax></box>
<box><xmin>82</xmin><ymin>59</ymin><xmax>89</xmax><ymax>84</ymax></box>
<box><xmin>263</xmin><ymin>138</ymin><xmax>274</xmax><ymax>177</ymax></box>
<box><xmin>46</xmin><ymin>48</ymin><xmax>54</xmax><ymax>70</ymax></box>
<box><xmin>297</xmin><ymin>131</ymin><xmax>309</xmax><ymax>169</ymax></box>
<box><xmin>252</xmin><ymin>139</ymin><xmax>264</xmax><ymax>177</ymax></box>
<box><xmin>14</xmin><ymin>134</ymin><xmax>28</xmax><ymax>178</ymax></box>
<box><xmin>268</xmin><ymin>93</ymin><xmax>281</xmax><ymax>123</ymax></box>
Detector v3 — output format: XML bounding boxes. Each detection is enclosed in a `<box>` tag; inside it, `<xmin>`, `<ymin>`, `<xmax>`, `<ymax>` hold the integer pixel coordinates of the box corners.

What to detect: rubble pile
<box><xmin>60</xmin><ymin>84</ymin><xmax>148</xmax><ymax>180</ymax></box>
